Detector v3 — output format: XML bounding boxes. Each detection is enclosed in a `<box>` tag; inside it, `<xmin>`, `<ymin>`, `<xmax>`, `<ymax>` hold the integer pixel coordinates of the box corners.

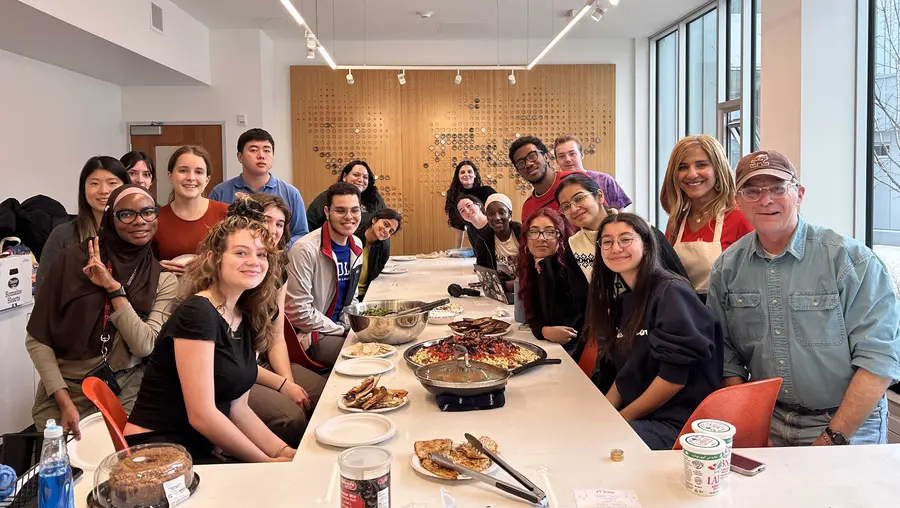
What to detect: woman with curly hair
<box><xmin>306</xmin><ymin>160</ymin><xmax>385</xmax><ymax>237</ymax></box>
<box><xmin>444</xmin><ymin>160</ymin><xmax>496</xmax><ymax>248</ymax></box>
<box><xmin>125</xmin><ymin>195</ymin><xmax>294</xmax><ymax>463</ymax></box>
<box><xmin>515</xmin><ymin>208</ymin><xmax>579</xmax><ymax>352</ymax></box>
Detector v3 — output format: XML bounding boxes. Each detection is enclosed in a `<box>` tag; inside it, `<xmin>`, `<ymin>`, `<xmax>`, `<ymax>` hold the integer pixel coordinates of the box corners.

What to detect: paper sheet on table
<box><xmin>574</xmin><ymin>489</ymin><xmax>643</xmax><ymax>508</ymax></box>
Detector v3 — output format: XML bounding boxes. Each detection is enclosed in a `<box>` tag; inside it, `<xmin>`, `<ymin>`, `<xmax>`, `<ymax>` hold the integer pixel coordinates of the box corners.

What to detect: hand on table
<box><xmin>281</xmin><ymin>382</ymin><xmax>311</xmax><ymax>412</ymax></box>
<box><xmin>542</xmin><ymin>326</ymin><xmax>577</xmax><ymax>344</ymax></box>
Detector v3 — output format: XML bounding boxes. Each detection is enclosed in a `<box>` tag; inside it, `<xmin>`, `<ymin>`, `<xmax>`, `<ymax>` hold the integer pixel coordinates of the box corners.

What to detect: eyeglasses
<box><xmin>525</xmin><ymin>229</ymin><xmax>560</xmax><ymax>240</ymax></box>
<box><xmin>737</xmin><ymin>182</ymin><xmax>797</xmax><ymax>202</ymax></box>
<box><xmin>599</xmin><ymin>235</ymin><xmax>636</xmax><ymax>251</ymax></box>
<box><xmin>559</xmin><ymin>191</ymin><xmax>594</xmax><ymax>214</ymax></box>
<box><xmin>331</xmin><ymin>207</ymin><xmax>362</xmax><ymax>217</ymax></box>
<box><xmin>514</xmin><ymin>150</ymin><xmax>543</xmax><ymax>170</ymax></box>
<box><xmin>115</xmin><ymin>206</ymin><xmax>159</xmax><ymax>224</ymax></box>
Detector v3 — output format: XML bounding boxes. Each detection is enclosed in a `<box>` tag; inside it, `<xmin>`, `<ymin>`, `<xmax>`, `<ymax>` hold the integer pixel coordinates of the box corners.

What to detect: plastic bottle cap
<box><xmin>44</xmin><ymin>419</ymin><xmax>63</xmax><ymax>439</ymax></box>
<box><xmin>609</xmin><ymin>449</ymin><xmax>624</xmax><ymax>462</ymax></box>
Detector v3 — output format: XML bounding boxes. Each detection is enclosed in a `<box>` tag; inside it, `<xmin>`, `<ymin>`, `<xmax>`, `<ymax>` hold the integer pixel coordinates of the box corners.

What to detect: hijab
<box><xmin>28</xmin><ymin>185</ymin><xmax>161</xmax><ymax>360</ymax></box>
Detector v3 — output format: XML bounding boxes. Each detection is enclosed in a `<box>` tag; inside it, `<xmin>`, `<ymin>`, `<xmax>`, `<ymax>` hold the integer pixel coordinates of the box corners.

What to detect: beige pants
<box><xmin>248</xmin><ymin>363</ymin><xmax>327</xmax><ymax>447</ymax></box>
<box><xmin>32</xmin><ymin>365</ymin><xmax>145</xmax><ymax>430</ymax></box>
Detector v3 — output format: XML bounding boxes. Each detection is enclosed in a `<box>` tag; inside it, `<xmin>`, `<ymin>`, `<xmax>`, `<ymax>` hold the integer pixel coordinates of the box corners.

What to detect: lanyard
<box><xmin>100</xmin><ymin>262</ymin><xmax>139</xmax><ymax>360</ymax></box>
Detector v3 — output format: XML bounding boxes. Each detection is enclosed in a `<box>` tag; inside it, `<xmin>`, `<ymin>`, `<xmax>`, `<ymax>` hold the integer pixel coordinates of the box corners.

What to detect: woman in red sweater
<box><xmin>153</xmin><ymin>146</ymin><xmax>229</xmax><ymax>273</ymax></box>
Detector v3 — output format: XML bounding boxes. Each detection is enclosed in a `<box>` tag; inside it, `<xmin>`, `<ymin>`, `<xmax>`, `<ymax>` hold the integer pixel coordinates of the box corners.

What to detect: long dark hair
<box><xmin>250</xmin><ymin>193</ymin><xmax>292</xmax><ymax>252</ymax></box>
<box><xmin>338</xmin><ymin>161</ymin><xmax>380</xmax><ymax>210</ymax></box>
<box><xmin>120</xmin><ymin>151</ymin><xmax>156</xmax><ymax>181</ymax></box>
<box><xmin>76</xmin><ymin>156</ymin><xmax>129</xmax><ymax>242</ymax></box>
<box><xmin>585</xmin><ymin>213</ymin><xmax>684</xmax><ymax>359</ymax></box>
<box><xmin>368</xmin><ymin>208</ymin><xmax>403</xmax><ymax>233</ymax></box>
<box><xmin>444</xmin><ymin>160</ymin><xmax>484</xmax><ymax>226</ymax></box>
<box><xmin>516</xmin><ymin>208</ymin><xmax>572</xmax><ymax>319</ymax></box>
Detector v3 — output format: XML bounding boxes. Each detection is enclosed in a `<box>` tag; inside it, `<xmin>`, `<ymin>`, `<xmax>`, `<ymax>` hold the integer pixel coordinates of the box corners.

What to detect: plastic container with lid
<box><xmin>691</xmin><ymin>419</ymin><xmax>736</xmax><ymax>477</ymax></box>
<box><xmin>338</xmin><ymin>446</ymin><xmax>391</xmax><ymax>508</ymax></box>
<box><xmin>90</xmin><ymin>443</ymin><xmax>195</xmax><ymax>508</ymax></box>
<box><xmin>679</xmin><ymin>433</ymin><xmax>726</xmax><ymax>497</ymax></box>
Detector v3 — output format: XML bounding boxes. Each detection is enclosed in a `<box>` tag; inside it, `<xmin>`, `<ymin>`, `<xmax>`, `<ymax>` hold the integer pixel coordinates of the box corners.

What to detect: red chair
<box><xmin>82</xmin><ymin>377</ymin><xmax>129</xmax><ymax>452</ymax></box>
<box><xmin>672</xmin><ymin>377</ymin><xmax>783</xmax><ymax>450</ymax></box>
<box><xmin>283</xmin><ymin>319</ymin><xmax>326</xmax><ymax>371</ymax></box>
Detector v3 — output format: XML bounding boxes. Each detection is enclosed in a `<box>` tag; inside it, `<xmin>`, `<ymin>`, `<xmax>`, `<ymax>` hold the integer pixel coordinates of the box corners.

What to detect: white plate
<box><xmin>337</xmin><ymin>394</ymin><xmax>409</xmax><ymax>413</ymax></box>
<box><xmin>67</xmin><ymin>412</ymin><xmax>115</xmax><ymax>471</ymax></box>
<box><xmin>334</xmin><ymin>357</ymin><xmax>394</xmax><ymax>377</ymax></box>
<box><xmin>410</xmin><ymin>453</ymin><xmax>499</xmax><ymax>481</ymax></box>
<box><xmin>392</xmin><ymin>256</ymin><xmax>417</xmax><ymax>262</ymax></box>
<box><xmin>428</xmin><ymin>311</ymin><xmax>463</xmax><ymax>325</ymax></box>
<box><xmin>341</xmin><ymin>343</ymin><xmax>397</xmax><ymax>359</ymax></box>
<box><xmin>381</xmin><ymin>266</ymin><xmax>409</xmax><ymax>275</ymax></box>
<box><xmin>315</xmin><ymin>413</ymin><xmax>397</xmax><ymax>448</ymax></box>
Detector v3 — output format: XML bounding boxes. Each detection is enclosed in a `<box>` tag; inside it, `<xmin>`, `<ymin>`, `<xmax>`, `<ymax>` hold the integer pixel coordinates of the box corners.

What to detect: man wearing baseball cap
<box><xmin>707</xmin><ymin>150</ymin><xmax>900</xmax><ymax>446</ymax></box>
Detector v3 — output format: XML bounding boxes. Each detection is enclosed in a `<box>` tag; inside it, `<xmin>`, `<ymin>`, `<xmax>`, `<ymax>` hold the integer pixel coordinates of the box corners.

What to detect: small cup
<box><xmin>691</xmin><ymin>419</ymin><xmax>736</xmax><ymax>478</ymax></box>
<box><xmin>679</xmin><ymin>433</ymin><xmax>725</xmax><ymax>497</ymax></box>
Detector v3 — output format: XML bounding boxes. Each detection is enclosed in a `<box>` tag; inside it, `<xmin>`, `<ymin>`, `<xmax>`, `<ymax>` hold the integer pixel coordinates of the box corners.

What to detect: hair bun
<box><xmin>226</xmin><ymin>192</ymin><xmax>267</xmax><ymax>222</ymax></box>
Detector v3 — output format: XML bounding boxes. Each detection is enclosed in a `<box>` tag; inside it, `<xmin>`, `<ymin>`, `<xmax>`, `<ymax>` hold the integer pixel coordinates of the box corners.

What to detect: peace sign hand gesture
<box><xmin>82</xmin><ymin>237</ymin><xmax>120</xmax><ymax>292</ymax></box>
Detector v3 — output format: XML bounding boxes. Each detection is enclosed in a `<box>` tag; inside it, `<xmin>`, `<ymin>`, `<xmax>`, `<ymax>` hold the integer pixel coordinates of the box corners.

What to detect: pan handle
<box><xmin>511</xmin><ymin>358</ymin><xmax>562</xmax><ymax>376</ymax></box>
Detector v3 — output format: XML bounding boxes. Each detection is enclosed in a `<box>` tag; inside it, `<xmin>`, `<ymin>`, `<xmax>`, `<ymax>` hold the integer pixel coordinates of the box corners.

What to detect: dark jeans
<box><xmin>629</xmin><ymin>419</ymin><xmax>682</xmax><ymax>450</ymax></box>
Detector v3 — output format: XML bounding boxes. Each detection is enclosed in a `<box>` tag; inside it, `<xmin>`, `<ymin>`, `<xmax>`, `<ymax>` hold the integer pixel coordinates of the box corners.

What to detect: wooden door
<box><xmin>129</xmin><ymin>124</ymin><xmax>224</xmax><ymax>204</ymax></box>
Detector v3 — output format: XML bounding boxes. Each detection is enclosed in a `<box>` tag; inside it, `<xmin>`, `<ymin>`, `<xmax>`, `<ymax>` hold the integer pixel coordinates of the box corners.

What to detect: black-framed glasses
<box><xmin>599</xmin><ymin>235</ymin><xmax>636</xmax><ymax>251</ymax></box>
<box><xmin>525</xmin><ymin>229</ymin><xmax>560</xmax><ymax>240</ymax></box>
<box><xmin>114</xmin><ymin>206</ymin><xmax>159</xmax><ymax>224</ymax></box>
<box><xmin>737</xmin><ymin>182</ymin><xmax>797</xmax><ymax>202</ymax></box>
<box><xmin>559</xmin><ymin>191</ymin><xmax>594</xmax><ymax>214</ymax></box>
<box><xmin>514</xmin><ymin>150</ymin><xmax>543</xmax><ymax>170</ymax></box>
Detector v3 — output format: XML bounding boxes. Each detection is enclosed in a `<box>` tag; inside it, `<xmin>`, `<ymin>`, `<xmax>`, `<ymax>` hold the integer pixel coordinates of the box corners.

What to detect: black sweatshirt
<box><xmin>611</xmin><ymin>279</ymin><xmax>723</xmax><ymax>428</ymax></box>
<box><xmin>466</xmin><ymin>221</ymin><xmax>523</xmax><ymax>280</ymax></box>
<box><xmin>527</xmin><ymin>257</ymin><xmax>580</xmax><ymax>352</ymax></box>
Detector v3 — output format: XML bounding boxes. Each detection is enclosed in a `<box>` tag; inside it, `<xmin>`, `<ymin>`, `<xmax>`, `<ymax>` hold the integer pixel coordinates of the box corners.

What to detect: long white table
<box><xmin>75</xmin><ymin>257</ymin><xmax>900</xmax><ymax>507</ymax></box>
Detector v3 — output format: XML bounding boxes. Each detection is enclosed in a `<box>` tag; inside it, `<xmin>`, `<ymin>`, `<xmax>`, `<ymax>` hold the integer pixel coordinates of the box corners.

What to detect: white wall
<box><xmin>122</xmin><ymin>30</ymin><xmax>273</xmax><ymax>180</ymax></box>
<box><xmin>273</xmin><ymin>37</ymin><xmax>642</xmax><ymax>208</ymax></box>
<box><xmin>18</xmin><ymin>0</ymin><xmax>211</xmax><ymax>84</ymax></box>
<box><xmin>0</xmin><ymin>49</ymin><xmax>123</xmax><ymax>212</ymax></box>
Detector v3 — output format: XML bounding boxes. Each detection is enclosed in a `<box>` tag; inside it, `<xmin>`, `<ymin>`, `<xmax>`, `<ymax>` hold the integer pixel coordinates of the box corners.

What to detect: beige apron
<box><xmin>673</xmin><ymin>211</ymin><xmax>724</xmax><ymax>293</ymax></box>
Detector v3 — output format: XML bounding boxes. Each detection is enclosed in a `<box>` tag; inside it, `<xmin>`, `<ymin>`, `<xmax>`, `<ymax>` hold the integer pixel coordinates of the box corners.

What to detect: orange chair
<box><xmin>283</xmin><ymin>319</ymin><xmax>327</xmax><ymax>371</ymax></box>
<box><xmin>672</xmin><ymin>377</ymin><xmax>783</xmax><ymax>450</ymax></box>
<box><xmin>82</xmin><ymin>377</ymin><xmax>129</xmax><ymax>452</ymax></box>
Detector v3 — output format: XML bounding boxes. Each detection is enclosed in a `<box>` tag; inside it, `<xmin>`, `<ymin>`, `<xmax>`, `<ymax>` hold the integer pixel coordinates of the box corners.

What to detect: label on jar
<box><xmin>340</xmin><ymin>471</ymin><xmax>390</xmax><ymax>508</ymax></box>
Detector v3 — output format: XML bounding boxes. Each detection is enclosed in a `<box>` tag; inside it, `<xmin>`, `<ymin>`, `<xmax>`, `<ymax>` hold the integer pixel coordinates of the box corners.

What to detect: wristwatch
<box><xmin>823</xmin><ymin>426</ymin><xmax>849</xmax><ymax>445</ymax></box>
<box><xmin>107</xmin><ymin>286</ymin><xmax>127</xmax><ymax>300</ymax></box>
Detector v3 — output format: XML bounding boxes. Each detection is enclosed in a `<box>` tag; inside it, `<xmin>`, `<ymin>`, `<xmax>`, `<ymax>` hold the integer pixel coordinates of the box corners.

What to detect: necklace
<box><xmin>690</xmin><ymin>208</ymin><xmax>710</xmax><ymax>224</ymax></box>
<box><xmin>216</xmin><ymin>303</ymin><xmax>239</xmax><ymax>340</ymax></box>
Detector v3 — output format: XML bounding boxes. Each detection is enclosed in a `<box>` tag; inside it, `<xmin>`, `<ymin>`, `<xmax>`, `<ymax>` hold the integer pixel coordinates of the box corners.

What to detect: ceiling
<box><xmin>170</xmin><ymin>0</ymin><xmax>712</xmax><ymax>41</ymax></box>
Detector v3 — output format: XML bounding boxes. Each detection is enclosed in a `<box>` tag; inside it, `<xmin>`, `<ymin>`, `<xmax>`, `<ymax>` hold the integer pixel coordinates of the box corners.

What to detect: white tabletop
<box><xmin>74</xmin><ymin>257</ymin><xmax>900</xmax><ymax>507</ymax></box>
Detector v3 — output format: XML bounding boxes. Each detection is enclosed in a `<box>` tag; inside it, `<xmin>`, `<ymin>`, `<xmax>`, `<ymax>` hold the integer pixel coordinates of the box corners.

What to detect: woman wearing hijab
<box><xmin>458</xmin><ymin>193</ymin><xmax>522</xmax><ymax>291</ymax></box>
<box><xmin>26</xmin><ymin>185</ymin><xmax>178</xmax><ymax>437</ymax></box>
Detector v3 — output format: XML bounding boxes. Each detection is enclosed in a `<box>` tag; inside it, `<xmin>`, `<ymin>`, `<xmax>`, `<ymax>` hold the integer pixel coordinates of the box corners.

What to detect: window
<box><xmin>651</xmin><ymin>1</ymin><xmax>761</xmax><ymax>226</ymax></box>
<box><xmin>871</xmin><ymin>0</ymin><xmax>900</xmax><ymax>259</ymax></box>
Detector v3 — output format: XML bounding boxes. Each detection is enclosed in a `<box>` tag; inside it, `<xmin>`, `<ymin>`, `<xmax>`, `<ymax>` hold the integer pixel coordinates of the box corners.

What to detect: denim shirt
<box><xmin>707</xmin><ymin>215</ymin><xmax>900</xmax><ymax>410</ymax></box>
<box><xmin>208</xmin><ymin>173</ymin><xmax>309</xmax><ymax>245</ymax></box>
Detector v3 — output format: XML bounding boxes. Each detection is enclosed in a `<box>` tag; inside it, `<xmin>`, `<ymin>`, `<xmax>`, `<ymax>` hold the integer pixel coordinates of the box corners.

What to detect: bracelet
<box><xmin>277</xmin><ymin>378</ymin><xmax>287</xmax><ymax>392</ymax></box>
<box><xmin>273</xmin><ymin>444</ymin><xmax>289</xmax><ymax>458</ymax></box>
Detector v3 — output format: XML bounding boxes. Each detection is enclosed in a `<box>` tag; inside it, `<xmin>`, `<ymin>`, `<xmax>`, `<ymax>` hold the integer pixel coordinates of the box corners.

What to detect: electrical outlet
<box><xmin>237</xmin><ymin>114</ymin><xmax>247</xmax><ymax>126</ymax></box>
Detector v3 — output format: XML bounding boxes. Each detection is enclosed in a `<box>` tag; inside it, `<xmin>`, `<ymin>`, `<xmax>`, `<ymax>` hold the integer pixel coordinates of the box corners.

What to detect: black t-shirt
<box><xmin>128</xmin><ymin>295</ymin><xmax>258</xmax><ymax>447</ymax></box>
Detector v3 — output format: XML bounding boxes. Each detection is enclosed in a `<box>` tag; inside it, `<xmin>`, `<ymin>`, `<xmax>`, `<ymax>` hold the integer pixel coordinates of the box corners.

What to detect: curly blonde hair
<box><xmin>659</xmin><ymin>135</ymin><xmax>737</xmax><ymax>242</ymax></box>
<box><xmin>179</xmin><ymin>195</ymin><xmax>281</xmax><ymax>352</ymax></box>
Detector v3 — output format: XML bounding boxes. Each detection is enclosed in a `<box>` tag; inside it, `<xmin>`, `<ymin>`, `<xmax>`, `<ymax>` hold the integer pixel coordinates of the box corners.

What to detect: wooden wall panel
<box><xmin>291</xmin><ymin>64</ymin><xmax>615</xmax><ymax>255</ymax></box>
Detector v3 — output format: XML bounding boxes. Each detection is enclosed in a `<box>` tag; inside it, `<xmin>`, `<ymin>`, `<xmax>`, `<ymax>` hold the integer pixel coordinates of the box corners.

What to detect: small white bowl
<box><xmin>428</xmin><ymin>310</ymin><xmax>463</xmax><ymax>325</ymax></box>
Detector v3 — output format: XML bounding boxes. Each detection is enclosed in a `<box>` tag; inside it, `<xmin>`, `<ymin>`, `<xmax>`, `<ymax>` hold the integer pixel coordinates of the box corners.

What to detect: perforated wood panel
<box><xmin>291</xmin><ymin>65</ymin><xmax>616</xmax><ymax>255</ymax></box>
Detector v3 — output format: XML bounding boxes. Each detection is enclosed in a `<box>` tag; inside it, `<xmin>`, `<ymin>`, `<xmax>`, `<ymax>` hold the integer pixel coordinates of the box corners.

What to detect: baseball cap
<box><xmin>734</xmin><ymin>150</ymin><xmax>798</xmax><ymax>189</ymax></box>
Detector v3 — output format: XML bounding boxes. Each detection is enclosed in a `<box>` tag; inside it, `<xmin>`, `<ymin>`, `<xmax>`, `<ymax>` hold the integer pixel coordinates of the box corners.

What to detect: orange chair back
<box><xmin>283</xmin><ymin>319</ymin><xmax>326</xmax><ymax>371</ymax></box>
<box><xmin>81</xmin><ymin>377</ymin><xmax>129</xmax><ymax>452</ymax></box>
<box><xmin>673</xmin><ymin>377</ymin><xmax>783</xmax><ymax>450</ymax></box>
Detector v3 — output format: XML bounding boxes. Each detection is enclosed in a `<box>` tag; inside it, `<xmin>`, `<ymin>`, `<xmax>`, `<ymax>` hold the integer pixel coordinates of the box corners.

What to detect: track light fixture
<box><xmin>397</xmin><ymin>70</ymin><xmax>406</xmax><ymax>85</ymax></box>
<box><xmin>609</xmin><ymin>0</ymin><xmax>620</xmax><ymax>6</ymax></box>
<box><xmin>346</xmin><ymin>69</ymin><xmax>354</xmax><ymax>85</ymax></box>
<box><xmin>508</xmin><ymin>70</ymin><xmax>516</xmax><ymax>85</ymax></box>
<box><xmin>454</xmin><ymin>70</ymin><xmax>462</xmax><ymax>85</ymax></box>
<box><xmin>305</xmin><ymin>30</ymin><xmax>316</xmax><ymax>59</ymax></box>
<box><xmin>590</xmin><ymin>6</ymin><xmax>605</xmax><ymax>22</ymax></box>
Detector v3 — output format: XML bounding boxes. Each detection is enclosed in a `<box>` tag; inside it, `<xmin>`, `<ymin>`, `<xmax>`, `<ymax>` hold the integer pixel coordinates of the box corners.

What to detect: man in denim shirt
<box><xmin>708</xmin><ymin>150</ymin><xmax>900</xmax><ymax>446</ymax></box>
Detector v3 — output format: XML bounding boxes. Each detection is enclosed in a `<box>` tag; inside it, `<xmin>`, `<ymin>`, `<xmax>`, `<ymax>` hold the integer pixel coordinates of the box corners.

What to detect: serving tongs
<box><xmin>394</xmin><ymin>298</ymin><xmax>451</xmax><ymax>317</ymax></box>
<box><xmin>427</xmin><ymin>433</ymin><xmax>548</xmax><ymax>507</ymax></box>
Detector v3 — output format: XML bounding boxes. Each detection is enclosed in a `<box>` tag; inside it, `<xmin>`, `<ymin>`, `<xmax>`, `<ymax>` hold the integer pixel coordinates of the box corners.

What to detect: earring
<box><xmin>715</xmin><ymin>181</ymin><xmax>722</xmax><ymax>192</ymax></box>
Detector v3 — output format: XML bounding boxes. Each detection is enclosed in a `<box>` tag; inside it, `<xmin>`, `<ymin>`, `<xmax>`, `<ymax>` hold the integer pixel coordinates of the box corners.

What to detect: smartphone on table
<box><xmin>730</xmin><ymin>452</ymin><xmax>766</xmax><ymax>476</ymax></box>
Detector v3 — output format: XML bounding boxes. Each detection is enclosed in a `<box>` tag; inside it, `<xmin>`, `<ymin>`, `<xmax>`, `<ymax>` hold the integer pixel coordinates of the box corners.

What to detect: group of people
<box><xmin>24</xmin><ymin>124</ymin><xmax>900</xmax><ymax>461</ymax></box>
<box><xmin>451</xmin><ymin>133</ymin><xmax>900</xmax><ymax>450</ymax></box>
<box><xmin>27</xmin><ymin>128</ymin><xmax>403</xmax><ymax>463</ymax></box>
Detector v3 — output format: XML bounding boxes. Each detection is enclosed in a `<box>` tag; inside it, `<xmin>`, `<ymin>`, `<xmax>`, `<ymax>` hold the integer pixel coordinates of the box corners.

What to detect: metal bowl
<box><xmin>414</xmin><ymin>360</ymin><xmax>510</xmax><ymax>397</ymax></box>
<box><xmin>345</xmin><ymin>300</ymin><xmax>430</xmax><ymax>345</ymax></box>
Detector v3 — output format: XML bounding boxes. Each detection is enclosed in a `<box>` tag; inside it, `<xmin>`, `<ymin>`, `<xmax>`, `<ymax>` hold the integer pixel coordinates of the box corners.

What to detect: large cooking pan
<box><xmin>404</xmin><ymin>337</ymin><xmax>549</xmax><ymax>371</ymax></box>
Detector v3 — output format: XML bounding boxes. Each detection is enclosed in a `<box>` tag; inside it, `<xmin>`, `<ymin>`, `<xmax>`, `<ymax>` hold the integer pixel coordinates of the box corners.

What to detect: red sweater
<box><xmin>521</xmin><ymin>171</ymin><xmax>575</xmax><ymax>221</ymax></box>
<box><xmin>153</xmin><ymin>200</ymin><xmax>229</xmax><ymax>260</ymax></box>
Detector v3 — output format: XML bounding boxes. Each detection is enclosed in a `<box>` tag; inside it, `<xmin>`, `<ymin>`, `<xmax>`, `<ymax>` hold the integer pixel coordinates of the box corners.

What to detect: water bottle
<box><xmin>38</xmin><ymin>419</ymin><xmax>74</xmax><ymax>508</ymax></box>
